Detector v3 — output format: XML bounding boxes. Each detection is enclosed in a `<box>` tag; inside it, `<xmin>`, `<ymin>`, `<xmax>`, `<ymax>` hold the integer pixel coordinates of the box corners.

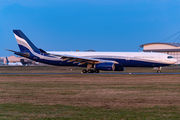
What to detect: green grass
<box><xmin>0</xmin><ymin>103</ymin><xmax>180</xmax><ymax>119</ymax></box>
<box><xmin>0</xmin><ymin>67</ymin><xmax>180</xmax><ymax>119</ymax></box>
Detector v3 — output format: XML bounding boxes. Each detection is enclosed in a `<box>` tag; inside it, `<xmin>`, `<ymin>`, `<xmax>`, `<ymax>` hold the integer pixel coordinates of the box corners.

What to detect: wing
<box><xmin>49</xmin><ymin>53</ymin><xmax>119</xmax><ymax>65</ymax></box>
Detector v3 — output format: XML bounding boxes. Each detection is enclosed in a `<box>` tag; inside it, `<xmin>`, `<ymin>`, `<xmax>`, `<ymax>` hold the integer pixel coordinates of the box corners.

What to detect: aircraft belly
<box><xmin>94</xmin><ymin>58</ymin><xmax>170</xmax><ymax>67</ymax></box>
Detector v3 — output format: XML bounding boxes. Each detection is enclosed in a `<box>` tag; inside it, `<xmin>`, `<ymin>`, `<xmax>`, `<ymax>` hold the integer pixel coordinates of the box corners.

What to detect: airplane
<box><xmin>6</xmin><ymin>30</ymin><xmax>177</xmax><ymax>73</ymax></box>
<box><xmin>5</xmin><ymin>57</ymin><xmax>23</xmax><ymax>66</ymax></box>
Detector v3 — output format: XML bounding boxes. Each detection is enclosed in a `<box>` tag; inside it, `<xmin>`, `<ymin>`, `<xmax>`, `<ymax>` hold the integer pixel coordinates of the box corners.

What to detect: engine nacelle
<box><xmin>95</xmin><ymin>62</ymin><xmax>115</xmax><ymax>71</ymax></box>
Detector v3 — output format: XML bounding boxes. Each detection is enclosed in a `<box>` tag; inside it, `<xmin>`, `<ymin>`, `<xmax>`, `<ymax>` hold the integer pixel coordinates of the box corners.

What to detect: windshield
<box><xmin>167</xmin><ymin>56</ymin><xmax>173</xmax><ymax>59</ymax></box>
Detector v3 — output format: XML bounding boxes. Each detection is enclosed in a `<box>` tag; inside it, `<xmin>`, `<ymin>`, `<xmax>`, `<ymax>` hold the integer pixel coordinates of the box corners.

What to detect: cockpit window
<box><xmin>167</xmin><ymin>56</ymin><xmax>173</xmax><ymax>59</ymax></box>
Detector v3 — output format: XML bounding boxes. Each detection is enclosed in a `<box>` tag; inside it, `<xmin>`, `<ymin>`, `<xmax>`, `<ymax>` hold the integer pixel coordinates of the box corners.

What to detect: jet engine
<box><xmin>95</xmin><ymin>62</ymin><xmax>115</xmax><ymax>71</ymax></box>
<box><xmin>95</xmin><ymin>63</ymin><xmax>125</xmax><ymax>71</ymax></box>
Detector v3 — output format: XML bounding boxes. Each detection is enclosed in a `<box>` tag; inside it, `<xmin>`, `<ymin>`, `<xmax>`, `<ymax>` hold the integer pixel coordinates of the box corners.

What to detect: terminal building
<box><xmin>1</xmin><ymin>55</ymin><xmax>40</xmax><ymax>66</ymax></box>
<box><xmin>0</xmin><ymin>57</ymin><xmax>4</xmax><ymax>65</ymax></box>
<box><xmin>140</xmin><ymin>42</ymin><xmax>180</xmax><ymax>64</ymax></box>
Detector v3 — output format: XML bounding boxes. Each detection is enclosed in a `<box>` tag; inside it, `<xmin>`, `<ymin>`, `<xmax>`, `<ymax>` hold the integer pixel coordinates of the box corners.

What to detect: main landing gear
<box><xmin>82</xmin><ymin>63</ymin><xmax>100</xmax><ymax>73</ymax></box>
<box><xmin>82</xmin><ymin>69</ymin><xmax>99</xmax><ymax>73</ymax></box>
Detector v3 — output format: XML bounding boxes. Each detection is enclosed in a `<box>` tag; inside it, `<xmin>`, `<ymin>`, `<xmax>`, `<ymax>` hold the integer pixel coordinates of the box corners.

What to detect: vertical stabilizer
<box><xmin>6</xmin><ymin>57</ymin><xmax>9</xmax><ymax>65</ymax></box>
<box><xmin>13</xmin><ymin>30</ymin><xmax>41</xmax><ymax>53</ymax></box>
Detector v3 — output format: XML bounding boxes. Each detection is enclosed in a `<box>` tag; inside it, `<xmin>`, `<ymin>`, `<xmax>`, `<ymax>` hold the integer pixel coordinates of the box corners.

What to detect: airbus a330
<box><xmin>6</xmin><ymin>30</ymin><xmax>177</xmax><ymax>73</ymax></box>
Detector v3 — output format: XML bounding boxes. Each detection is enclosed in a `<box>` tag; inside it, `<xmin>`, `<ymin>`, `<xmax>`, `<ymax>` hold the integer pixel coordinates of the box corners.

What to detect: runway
<box><xmin>1</xmin><ymin>72</ymin><xmax>180</xmax><ymax>75</ymax></box>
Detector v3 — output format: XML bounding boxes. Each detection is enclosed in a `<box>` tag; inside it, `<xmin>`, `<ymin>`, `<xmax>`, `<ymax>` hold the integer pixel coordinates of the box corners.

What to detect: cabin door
<box><xmin>158</xmin><ymin>55</ymin><xmax>162</xmax><ymax>61</ymax></box>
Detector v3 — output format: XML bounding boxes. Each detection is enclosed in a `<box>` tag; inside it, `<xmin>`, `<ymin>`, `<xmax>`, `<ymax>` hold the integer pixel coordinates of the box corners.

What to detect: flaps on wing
<box><xmin>49</xmin><ymin>53</ymin><xmax>119</xmax><ymax>65</ymax></box>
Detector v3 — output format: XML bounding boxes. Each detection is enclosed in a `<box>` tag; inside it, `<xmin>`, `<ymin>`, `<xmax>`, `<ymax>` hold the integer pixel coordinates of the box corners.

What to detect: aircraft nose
<box><xmin>173</xmin><ymin>58</ymin><xmax>177</xmax><ymax>64</ymax></box>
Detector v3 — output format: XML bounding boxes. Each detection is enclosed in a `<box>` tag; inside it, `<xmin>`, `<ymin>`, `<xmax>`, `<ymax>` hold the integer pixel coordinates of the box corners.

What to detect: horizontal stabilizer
<box><xmin>5</xmin><ymin>49</ymin><xmax>30</xmax><ymax>57</ymax></box>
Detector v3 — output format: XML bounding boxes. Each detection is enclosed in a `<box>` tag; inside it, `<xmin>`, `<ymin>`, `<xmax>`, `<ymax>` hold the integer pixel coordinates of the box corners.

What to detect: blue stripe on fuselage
<box><xmin>94</xmin><ymin>58</ymin><xmax>170</xmax><ymax>67</ymax></box>
<box><xmin>29</xmin><ymin>55</ymin><xmax>170</xmax><ymax>67</ymax></box>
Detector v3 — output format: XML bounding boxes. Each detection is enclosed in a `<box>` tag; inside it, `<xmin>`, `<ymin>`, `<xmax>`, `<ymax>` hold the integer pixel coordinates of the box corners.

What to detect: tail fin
<box><xmin>6</xmin><ymin>57</ymin><xmax>9</xmax><ymax>65</ymax></box>
<box><xmin>13</xmin><ymin>30</ymin><xmax>41</xmax><ymax>53</ymax></box>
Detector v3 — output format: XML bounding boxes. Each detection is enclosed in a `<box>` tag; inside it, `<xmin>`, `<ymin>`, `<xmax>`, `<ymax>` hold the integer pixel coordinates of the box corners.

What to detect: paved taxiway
<box><xmin>1</xmin><ymin>72</ymin><xmax>180</xmax><ymax>75</ymax></box>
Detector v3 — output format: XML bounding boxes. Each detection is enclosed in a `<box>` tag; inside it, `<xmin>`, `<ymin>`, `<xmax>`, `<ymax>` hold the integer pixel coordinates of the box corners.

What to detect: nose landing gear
<box><xmin>157</xmin><ymin>67</ymin><xmax>161</xmax><ymax>73</ymax></box>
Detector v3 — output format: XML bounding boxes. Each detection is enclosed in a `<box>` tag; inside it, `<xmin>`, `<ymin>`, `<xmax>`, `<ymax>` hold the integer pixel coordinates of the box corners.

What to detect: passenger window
<box><xmin>167</xmin><ymin>56</ymin><xmax>173</xmax><ymax>59</ymax></box>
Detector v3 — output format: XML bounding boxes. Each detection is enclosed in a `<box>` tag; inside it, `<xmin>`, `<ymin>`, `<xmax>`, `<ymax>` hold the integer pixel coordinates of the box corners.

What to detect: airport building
<box><xmin>0</xmin><ymin>57</ymin><xmax>4</xmax><ymax>65</ymax></box>
<box><xmin>2</xmin><ymin>55</ymin><xmax>36</xmax><ymax>66</ymax></box>
<box><xmin>3</xmin><ymin>55</ymin><xmax>22</xmax><ymax>64</ymax></box>
<box><xmin>140</xmin><ymin>43</ymin><xmax>180</xmax><ymax>64</ymax></box>
<box><xmin>1</xmin><ymin>55</ymin><xmax>47</xmax><ymax>66</ymax></box>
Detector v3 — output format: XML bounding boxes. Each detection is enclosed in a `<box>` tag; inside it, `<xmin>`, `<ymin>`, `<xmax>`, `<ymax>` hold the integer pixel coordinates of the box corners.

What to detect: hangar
<box><xmin>140</xmin><ymin>42</ymin><xmax>180</xmax><ymax>64</ymax></box>
<box><xmin>3</xmin><ymin>55</ymin><xmax>22</xmax><ymax>64</ymax></box>
<box><xmin>2</xmin><ymin>55</ymin><xmax>39</xmax><ymax>66</ymax></box>
<box><xmin>0</xmin><ymin>57</ymin><xmax>4</xmax><ymax>65</ymax></box>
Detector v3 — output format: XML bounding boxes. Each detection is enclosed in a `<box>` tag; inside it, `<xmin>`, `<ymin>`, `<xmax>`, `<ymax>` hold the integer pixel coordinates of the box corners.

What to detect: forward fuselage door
<box><xmin>158</xmin><ymin>55</ymin><xmax>163</xmax><ymax>62</ymax></box>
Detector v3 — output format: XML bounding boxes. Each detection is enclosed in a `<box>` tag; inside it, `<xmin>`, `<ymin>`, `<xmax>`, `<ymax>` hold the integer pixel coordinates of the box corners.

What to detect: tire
<box><xmin>94</xmin><ymin>69</ymin><xmax>99</xmax><ymax>73</ymax></box>
<box><xmin>82</xmin><ymin>69</ymin><xmax>87</xmax><ymax>73</ymax></box>
<box><xmin>157</xmin><ymin>70</ymin><xmax>161</xmax><ymax>73</ymax></box>
<box><xmin>88</xmin><ymin>69</ymin><xmax>94</xmax><ymax>73</ymax></box>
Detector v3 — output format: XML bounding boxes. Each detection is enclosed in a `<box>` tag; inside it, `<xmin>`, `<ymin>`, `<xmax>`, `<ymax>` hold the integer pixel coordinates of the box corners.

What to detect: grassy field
<box><xmin>0</xmin><ymin>65</ymin><xmax>180</xmax><ymax>73</ymax></box>
<box><xmin>0</xmin><ymin>66</ymin><xmax>180</xmax><ymax>119</ymax></box>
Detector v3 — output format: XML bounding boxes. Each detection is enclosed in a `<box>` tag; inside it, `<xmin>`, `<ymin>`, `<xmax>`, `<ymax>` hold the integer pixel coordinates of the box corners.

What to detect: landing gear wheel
<box><xmin>82</xmin><ymin>69</ymin><xmax>87</xmax><ymax>73</ymax></box>
<box><xmin>88</xmin><ymin>69</ymin><xmax>94</xmax><ymax>73</ymax></box>
<box><xmin>94</xmin><ymin>69</ymin><xmax>99</xmax><ymax>73</ymax></box>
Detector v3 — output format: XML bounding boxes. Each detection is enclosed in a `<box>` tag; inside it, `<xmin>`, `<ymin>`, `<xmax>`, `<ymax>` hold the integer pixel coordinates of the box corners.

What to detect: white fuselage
<box><xmin>48</xmin><ymin>51</ymin><xmax>177</xmax><ymax>66</ymax></box>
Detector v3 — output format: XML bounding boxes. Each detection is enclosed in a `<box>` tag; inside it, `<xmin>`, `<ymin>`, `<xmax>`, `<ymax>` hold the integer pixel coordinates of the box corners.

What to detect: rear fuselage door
<box><xmin>40</xmin><ymin>53</ymin><xmax>44</xmax><ymax>59</ymax></box>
